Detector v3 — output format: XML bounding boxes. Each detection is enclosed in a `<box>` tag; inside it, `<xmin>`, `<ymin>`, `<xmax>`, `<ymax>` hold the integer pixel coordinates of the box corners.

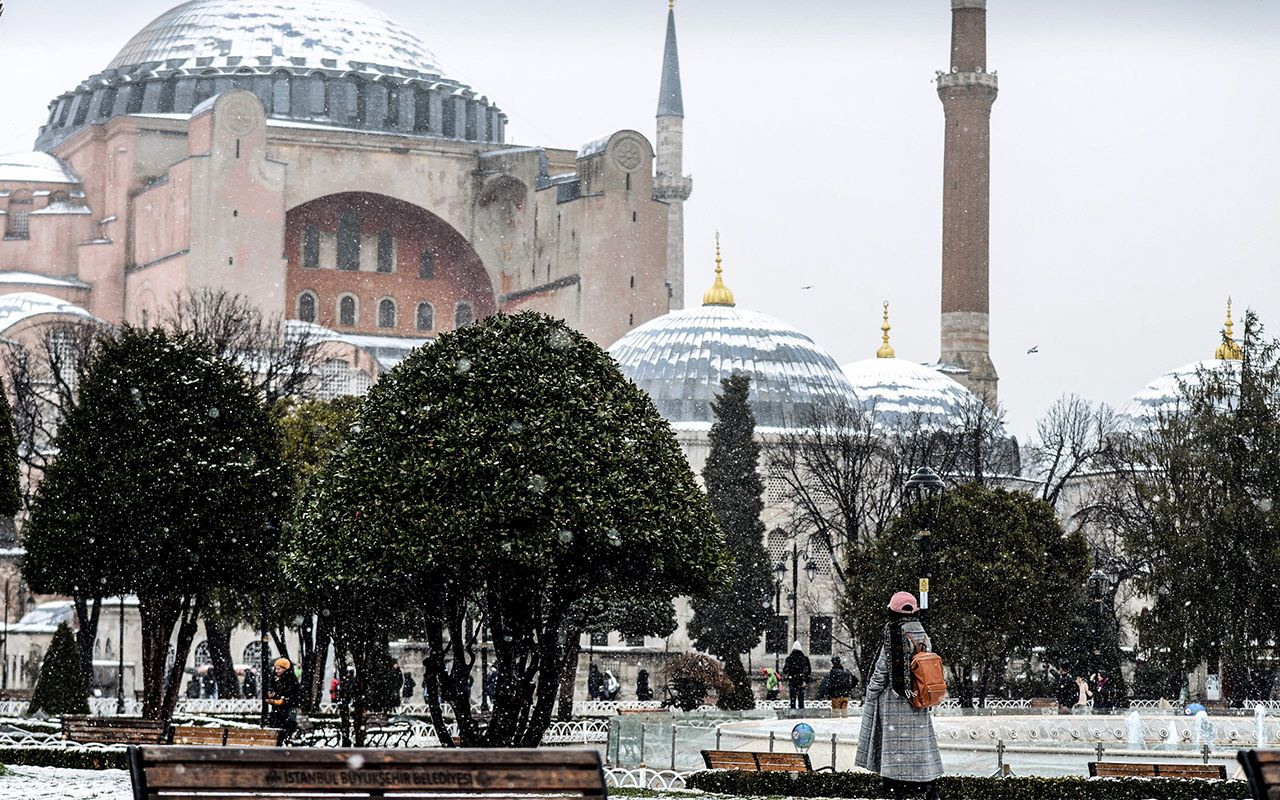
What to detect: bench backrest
<box><xmin>1028</xmin><ymin>697</ymin><xmax>1058</xmax><ymax>708</ymax></box>
<box><xmin>1089</xmin><ymin>761</ymin><xmax>1227</xmax><ymax>780</ymax></box>
<box><xmin>754</xmin><ymin>752</ymin><xmax>812</xmax><ymax>772</ymax></box>
<box><xmin>62</xmin><ymin>715</ymin><xmax>168</xmax><ymax>745</ymax></box>
<box><xmin>1238</xmin><ymin>749</ymin><xmax>1280</xmax><ymax>799</ymax></box>
<box><xmin>701</xmin><ymin>749</ymin><xmax>760</xmax><ymax>771</ymax></box>
<box><xmin>171</xmin><ymin>726</ymin><xmax>282</xmax><ymax>747</ymax></box>
<box><xmin>129</xmin><ymin>746</ymin><xmax>607</xmax><ymax>798</ymax></box>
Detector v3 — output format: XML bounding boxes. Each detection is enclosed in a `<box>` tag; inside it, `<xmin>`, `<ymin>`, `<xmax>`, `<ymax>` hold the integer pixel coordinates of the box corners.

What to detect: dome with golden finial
<box><xmin>1215</xmin><ymin>298</ymin><xmax>1243</xmax><ymax>361</ymax></box>
<box><xmin>608</xmin><ymin>238</ymin><xmax>856</xmax><ymax>430</ymax></box>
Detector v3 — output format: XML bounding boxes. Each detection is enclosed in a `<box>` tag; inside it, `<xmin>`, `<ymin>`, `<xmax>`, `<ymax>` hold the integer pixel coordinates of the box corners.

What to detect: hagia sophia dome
<box><xmin>608</xmin><ymin>244</ymin><xmax>859</xmax><ymax>431</ymax></box>
<box><xmin>37</xmin><ymin>0</ymin><xmax>504</xmax><ymax>149</ymax></box>
<box><xmin>841</xmin><ymin>302</ymin><xmax>978</xmax><ymax>429</ymax></box>
<box><xmin>1117</xmin><ymin>301</ymin><xmax>1244</xmax><ymax>430</ymax></box>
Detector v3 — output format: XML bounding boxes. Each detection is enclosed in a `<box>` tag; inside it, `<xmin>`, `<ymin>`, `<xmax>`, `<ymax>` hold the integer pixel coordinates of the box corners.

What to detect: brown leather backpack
<box><xmin>906</xmin><ymin>635</ymin><xmax>947</xmax><ymax>710</ymax></box>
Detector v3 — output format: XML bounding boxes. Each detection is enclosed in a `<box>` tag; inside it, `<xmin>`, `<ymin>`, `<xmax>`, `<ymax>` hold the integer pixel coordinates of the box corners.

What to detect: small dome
<box><xmin>1117</xmin><ymin>358</ymin><xmax>1241</xmax><ymax>429</ymax></box>
<box><xmin>108</xmin><ymin>0</ymin><xmax>441</xmax><ymax>75</ymax></box>
<box><xmin>609</xmin><ymin>305</ymin><xmax>858</xmax><ymax>430</ymax></box>
<box><xmin>841</xmin><ymin>356</ymin><xmax>977</xmax><ymax>428</ymax></box>
<box><xmin>0</xmin><ymin>152</ymin><xmax>81</xmax><ymax>185</ymax></box>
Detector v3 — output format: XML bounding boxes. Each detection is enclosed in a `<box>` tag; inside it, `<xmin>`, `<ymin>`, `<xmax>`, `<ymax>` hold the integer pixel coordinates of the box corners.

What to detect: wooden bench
<box><xmin>617</xmin><ymin>706</ymin><xmax>668</xmax><ymax>715</ymax></box>
<box><xmin>171</xmin><ymin>725</ymin><xmax>282</xmax><ymax>746</ymax></box>
<box><xmin>701</xmin><ymin>749</ymin><xmax>823</xmax><ymax>773</ymax></box>
<box><xmin>129</xmin><ymin>746</ymin><xmax>608</xmax><ymax>799</ymax></box>
<box><xmin>62</xmin><ymin>715</ymin><xmax>168</xmax><ymax>745</ymax></box>
<box><xmin>1088</xmin><ymin>761</ymin><xmax>1227</xmax><ymax>780</ymax></box>
<box><xmin>1238</xmin><ymin>749</ymin><xmax>1280</xmax><ymax>799</ymax></box>
<box><xmin>1028</xmin><ymin>697</ymin><xmax>1058</xmax><ymax>710</ymax></box>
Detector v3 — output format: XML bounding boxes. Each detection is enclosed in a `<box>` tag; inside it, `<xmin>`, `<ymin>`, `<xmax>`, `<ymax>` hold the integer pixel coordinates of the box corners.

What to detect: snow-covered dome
<box><xmin>0</xmin><ymin>152</ymin><xmax>81</xmax><ymax>185</ymax></box>
<box><xmin>608</xmin><ymin>256</ymin><xmax>857</xmax><ymax>430</ymax></box>
<box><xmin>107</xmin><ymin>0</ymin><xmax>441</xmax><ymax>76</ymax></box>
<box><xmin>37</xmin><ymin>0</ymin><xmax>505</xmax><ymax>150</ymax></box>
<box><xmin>0</xmin><ymin>292</ymin><xmax>99</xmax><ymax>334</ymax></box>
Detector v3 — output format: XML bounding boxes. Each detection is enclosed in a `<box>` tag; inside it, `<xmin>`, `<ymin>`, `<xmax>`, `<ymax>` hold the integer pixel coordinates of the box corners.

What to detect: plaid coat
<box><xmin>854</xmin><ymin>619</ymin><xmax>944</xmax><ymax>782</ymax></box>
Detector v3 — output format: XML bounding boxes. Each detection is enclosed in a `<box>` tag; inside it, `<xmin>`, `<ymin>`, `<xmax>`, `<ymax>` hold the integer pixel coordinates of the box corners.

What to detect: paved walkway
<box><xmin>0</xmin><ymin>765</ymin><xmax>131</xmax><ymax>799</ymax></box>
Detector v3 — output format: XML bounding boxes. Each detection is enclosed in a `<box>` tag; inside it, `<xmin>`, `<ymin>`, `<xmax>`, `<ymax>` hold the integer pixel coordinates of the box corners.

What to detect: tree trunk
<box><xmin>302</xmin><ymin>613</ymin><xmax>331</xmax><ymax>712</ymax></box>
<box><xmin>138</xmin><ymin>593</ymin><xmax>203</xmax><ymax>722</ymax></box>
<box><xmin>556</xmin><ymin>635</ymin><xmax>581</xmax><ymax>721</ymax></box>
<box><xmin>72</xmin><ymin>595</ymin><xmax>101</xmax><ymax>699</ymax></box>
<box><xmin>203</xmin><ymin>618</ymin><xmax>242</xmax><ymax>699</ymax></box>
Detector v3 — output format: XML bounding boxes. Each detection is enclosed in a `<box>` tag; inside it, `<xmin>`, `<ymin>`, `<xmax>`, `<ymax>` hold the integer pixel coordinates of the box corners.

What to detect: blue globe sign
<box><xmin>791</xmin><ymin>722</ymin><xmax>815</xmax><ymax>751</ymax></box>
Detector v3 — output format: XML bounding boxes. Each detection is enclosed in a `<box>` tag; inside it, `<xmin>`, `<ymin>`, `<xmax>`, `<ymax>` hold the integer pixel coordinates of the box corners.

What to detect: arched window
<box><xmin>378</xmin><ymin>298</ymin><xmax>396</xmax><ymax>329</ymax></box>
<box><xmin>194</xmin><ymin>641</ymin><xmax>211</xmax><ymax>668</ymax></box>
<box><xmin>454</xmin><ymin>301</ymin><xmax>474</xmax><ymax>329</ymax></box>
<box><xmin>302</xmin><ymin>224</ymin><xmax>320</xmax><ymax>269</ymax></box>
<box><xmin>767</xmin><ymin>529</ymin><xmax>789</xmax><ymax>569</ymax></box>
<box><xmin>419</xmin><ymin>249</ymin><xmax>435</xmax><ymax>279</ymax></box>
<box><xmin>125</xmin><ymin>83</ymin><xmax>145</xmax><ymax>114</ymax></box>
<box><xmin>297</xmin><ymin>291</ymin><xmax>317</xmax><ymax>323</ymax></box>
<box><xmin>337</xmin><ymin>213</ymin><xmax>360</xmax><ymax>270</ymax></box>
<box><xmin>243</xmin><ymin>641</ymin><xmax>264</xmax><ymax>670</ymax></box>
<box><xmin>339</xmin><ymin>295</ymin><xmax>357</xmax><ymax>326</ymax></box>
<box><xmin>376</xmin><ymin>230</ymin><xmax>394</xmax><ymax>273</ymax></box>
<box><xmin>413</xmin><ymin>87</ymin><xmax>431</xmax><ymax>132</ymax></box>
<box><xmin>416</xmin><ymin>302</ymin><xmax>434</xmax><ymax>331</ymax></box>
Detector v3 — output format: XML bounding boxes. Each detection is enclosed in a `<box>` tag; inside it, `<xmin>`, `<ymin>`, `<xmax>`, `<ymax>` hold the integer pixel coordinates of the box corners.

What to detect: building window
<box><xmin>809</xmin><ymin>616</ymin><xmax>833</xmax><ymax>656</ymax></box>
<box><xmin>767</xmin><ymin>529</ymin><xmax>789</xmax><ymax>569</ymax></box>
<box><xmin>338</xmin><ymin>295</ymin><xmax>357</xmax><ymax>326</ymax></box>
<box><xmin>625</xmin><ymin>634</ymin><xmax>645</xmax><ymax>648</ymax></box>
<box><xmin>385</xmin><ymin>86</ymin><xmax>400</xmax><ymax>127</ymax></box>
<box><xmin>808</xmin><ymin>532</ymin><xmax>833</xmax><ymax>576</ymax></box>
<box><xmin>302</xmin><ymin>224</ymin><xmax>320</xmax><ymax>268</ymax></box>
<box><xmin>4</xmin><ymin>207</ymin><xmax>30</xmax><ymax>240</ymax></box>
<box><xmin>376</xmin><ymin>229</ymin><xmax>394</xmax><ymax>273</ymax></box>
<box><xmin>378</xmin><ymin>298</ymin><xmax>396</xmax><ymax>329</ymax></box>
<box><xmin>337</xmin><ymin>213</ymin><xmax>360</xmax><ymax>270</ymax></box>
<box><xmin>243</xmin><ymin>641</ymin><xmax>264</xmax><ymax>669</ymax></box>
<box><xmin>765</xmin><ymin>617</ymin><xmax>788</xmax><ymax>654</ymax></box>
<box><xmin>413</xmin><ymin>88</ymin><xmax>430</xmax><ymax>132</ymax></box>
<box><xmin>454</xmin><ymin>301</ymin><xmax>474</xmax><ymax>329</ymax></box>
<box><xmin>98</xmin><ymin>87</ymin><xmax>118</xmax><ymax>118</ymax></box>
<box><xmin>317</xmin><ymin>358</ymin><xmax>371</xmax><ymax>400</ymax></box>
<box><xmin>416</xmin><ymin>302</ymin><xmax>434</xmax><ymax>331</ymax></box>
<box><xmin>193</xmin><ymin>641</ymin><xmax>212</xmax><ymax>668</ymax></box>
<box><xmin>298</xmin><ymin>292</ymin><xmax>317</xmax><ymax>323</ymax></box>
<box><xmin>589</xmin><ymin>632</ymin><xmax>609</xmax><ymax>648</ymax></box>
<box><xmin>419</xmin><ymin>249</ymin><xmax>435</xmax><ymax>279</ymax></box>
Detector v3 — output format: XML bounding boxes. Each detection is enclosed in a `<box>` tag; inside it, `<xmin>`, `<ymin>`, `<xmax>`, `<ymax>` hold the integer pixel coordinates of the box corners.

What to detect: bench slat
<box><xmin>132</xmin><ymin>747</ymin><xmax>607</xmax><ymax>797</ymax></box>
<box><xmin>701</xmin><ymin>749</ymin><xmax>760</xmax><ymax>770</ymax></box>
<box><xmin>1089</xmin><ymin>761</ymin><xmax>1226</xmax><ymax>780</ymax></box>
<box><xmin>1238</xmin><ymin>749</ymin><xmax>1280</xmax><ymax>800</ymax></box>
<box><xmin>754</xmin><ymin>752</ymin><xmax>812</xmax><ymax>772</ymax></box>
<box><xmin>63</xmin><ymin>716</ymin><xmax>168</xmax><ymax>745</ymax></box>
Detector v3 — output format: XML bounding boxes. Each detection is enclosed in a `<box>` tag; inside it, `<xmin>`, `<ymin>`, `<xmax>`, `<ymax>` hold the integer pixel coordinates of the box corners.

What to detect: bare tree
<box><xmin>1025</xmin><ymin>394</ymin><xmax>1117</xmax><ymax>508</ymax></box>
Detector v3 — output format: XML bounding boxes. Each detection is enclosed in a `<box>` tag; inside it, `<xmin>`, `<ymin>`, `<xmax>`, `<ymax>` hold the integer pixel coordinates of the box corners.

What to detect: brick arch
<box><xmin>284</xmin><ymin>192</ymin><xmax>496</xmax><ymax>336</ymax></box>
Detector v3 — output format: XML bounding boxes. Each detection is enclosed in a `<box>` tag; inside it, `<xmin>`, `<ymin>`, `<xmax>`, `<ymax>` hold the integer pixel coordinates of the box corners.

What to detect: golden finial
<box><xmin>1215</xmin><ymin>297</ymin><xmax>1243</xmax><ymax>360</ymax></box>
<box><xmin>876</xmin><ymin>300</ymin><xmax>896</xmax><ymax>359</ymax></box>
<box><xmin>669</xmin><ymin>0</ymin><xmax>674</xmax><ymax>8</ymax></box>
<box><xmin>702</xmin><ymin>232</ymin><xmax>736</xmax><ymax>307</ymax></box>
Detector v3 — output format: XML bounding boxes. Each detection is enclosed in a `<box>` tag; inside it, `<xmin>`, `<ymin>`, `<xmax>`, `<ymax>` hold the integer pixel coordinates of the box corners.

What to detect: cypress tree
<box><xmin>688</xmin><ymin>374</ymin><xmax>772</xmax><ymax>709</ymax></box>
<box><xmin>0</xmin><ymin>381</ymin><xmax>22</xmax><ymax>523</ymax></box>
<box><xmin>28</xmin><ymin>622</ymin><xmax>89</xmax><ymax>717</ymax></box>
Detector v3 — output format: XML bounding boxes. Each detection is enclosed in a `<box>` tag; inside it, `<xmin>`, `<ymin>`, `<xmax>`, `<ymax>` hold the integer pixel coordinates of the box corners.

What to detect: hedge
<box><xmin>685</xmin><ymin>769</ymin><xmax>1251</xmax><ymax>800</ymax></box>
<box><xmin>0</xmin><ymin>748</ymin><xmax>128</xmax><ymax>770</ymax></box>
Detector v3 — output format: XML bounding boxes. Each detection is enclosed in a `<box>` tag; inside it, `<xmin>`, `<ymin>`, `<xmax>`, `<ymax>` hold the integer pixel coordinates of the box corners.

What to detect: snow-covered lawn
<box><xmin>0</xmin><ymin>765</ymin><xmax>131</xmax><ymax>799</ymax></box>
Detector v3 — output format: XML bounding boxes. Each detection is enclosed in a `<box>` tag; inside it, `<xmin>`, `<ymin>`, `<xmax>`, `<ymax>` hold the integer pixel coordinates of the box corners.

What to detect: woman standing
<box><xmin>855</xmin><ymin>592</ymin><xmax>943</xmax><ymax>800</ymax></box>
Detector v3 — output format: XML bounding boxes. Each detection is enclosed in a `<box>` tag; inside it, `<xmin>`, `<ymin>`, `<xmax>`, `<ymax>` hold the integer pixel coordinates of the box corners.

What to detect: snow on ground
<box><xmin>0</xmin><ymin>765</ymin><xmax>131</xmax><ymax>799</ymax></box>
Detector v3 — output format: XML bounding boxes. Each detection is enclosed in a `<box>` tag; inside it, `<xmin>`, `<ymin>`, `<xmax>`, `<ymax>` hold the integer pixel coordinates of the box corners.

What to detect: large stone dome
<box><xmin>37</xmin><ymin>0</ymin><xmax>505</xmax><ymax>149</ymax></box>
<box><xmin>841</xmin><ymin>356</ymin><xmax>977</xmax><ymax>429</ymax></box>
<box><xmin>608</xmin><ymin>305</ymin><xmax>859</xmax><ymax>431</ymax></box>
<box><xmin>1118</xmin><ymin>358</ymin><xmax>1242</xmax><ymax>430</ymax></box>
<box><xmin>107</xmin><ymin>0</ymin><xmax>441</xmax><ymax>76</ymax></box>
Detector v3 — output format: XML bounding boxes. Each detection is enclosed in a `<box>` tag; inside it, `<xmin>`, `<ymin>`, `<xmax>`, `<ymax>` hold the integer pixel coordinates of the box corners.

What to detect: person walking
<box><xmin>783</xmin><ymin>641</ymin><xmax>811</xmax><ymax>710</ymax></box>
<box><xmin>242</xmin><ymin>667</ymin><xmax>258</xmax><ymax>699</ymax></box>
<box><xmin>267</xmin><ymin>657</ymin><xmax>303</xmax><ymax>741</ymax></box>
<box><xmin>587</xmin><ymin>664</ymin><xmax>605</xmax><ymax>701</ymax></box>
<box><xmin>636</xmin><ymin>669</ymin><xmax>654</xmax><ymax>701</ymax></box>
<box><xmin>855</xmin><ymin>592</ymin><xmax>943</xmax><ymax>800</ymax></box>
<box><xmin>760</xmin><ymin>667</ymin><xmax>780</xmax><ymax>701</ymax></box>
<box><xmin>827</xmin><ymin>657</ymin><xmax>856</xmax><ymax>718</ymax></box>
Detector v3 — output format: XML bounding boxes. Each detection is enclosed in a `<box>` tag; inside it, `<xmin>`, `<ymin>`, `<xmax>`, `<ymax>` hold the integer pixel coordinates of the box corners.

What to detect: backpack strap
<box><xmin>905</xmin><ymin>631</ymin><xmax>929</xmax><ymax>656</ymax></box>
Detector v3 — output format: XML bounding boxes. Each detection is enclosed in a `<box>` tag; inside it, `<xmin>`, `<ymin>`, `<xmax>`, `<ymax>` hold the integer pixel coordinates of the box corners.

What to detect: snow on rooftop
<box><xmin>30</xmin><ymin>201</ymin><xmax>92</xmax><ymax>216</ymax></box>
<box><xmin>0</xmin><ymin>272</ymin><xmax>90</xmax><ymax>289</ymax></box>
<box><xmin>608</xmin><ymin>304</ymin><xmax>859</xmax><ymax>431</ymax></box>
<box><xmin>577</xmin><ymin>136</ymin><xmax>611</xmax><ymax>159</ymax></box>
<box><xmin>1117</xmin><ymin>358</ymin><xmax>1241</xmax><ymax>430</ymax></box>
<box><xmin>841</xmin><ymin>356</ymin><xmax>977</xmax><ymax>429</ymax></box>
<box><xmin>0</xmin><ymin>152</ymin><xmax>81</xmax><ymax>185</ymax></box>
<box><xmin>0</xmin><ymin>292</ymin><xmax>99</xmax><ymax>334</ymax></box>
<box><xmin>286</xmin><ymin>319</ymin><xmax>431</xmax><ymax>370</ymax></box>
<box><xmin>108</xmin><ymin>0</ymin><xmax>444</xmax><ymax>77</ymax></box>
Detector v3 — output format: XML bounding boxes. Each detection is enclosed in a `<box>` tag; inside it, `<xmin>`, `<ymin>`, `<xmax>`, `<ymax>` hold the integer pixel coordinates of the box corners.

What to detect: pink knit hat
<box><xmin>887</xmin><ymin>591</ymin><xmax>918</xmax><ymax>614</ymax></box>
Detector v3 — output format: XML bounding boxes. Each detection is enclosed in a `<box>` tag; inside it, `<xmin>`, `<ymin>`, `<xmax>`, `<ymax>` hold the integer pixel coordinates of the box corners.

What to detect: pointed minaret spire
<box><xmin>877</xmin><ymin>301</ymin><xmax>896</xmax><ymax>359</ymax></box>
<box><xmin>1216</xmin><ymin>298</ymin><xmax>1243</xmax><ymax>360</ymax></box>
<box><xmin>654</xmin><ymin>0</ymin><xmax>692</xmax><ymax>311</ymax></box>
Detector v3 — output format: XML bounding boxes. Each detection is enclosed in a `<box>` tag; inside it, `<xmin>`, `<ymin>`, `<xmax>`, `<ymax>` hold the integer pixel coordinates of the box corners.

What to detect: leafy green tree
<box><xmin>287</xmin><ymin>312</ymin><xmax>726</xmax><ymax>746</ymax></box>
<box><xmin>23</xmin><ymin>327</ymin><xmax>286</xmax><ymax>721</ymax></box>
<box><xmin>688</xmin><ymin>374</ymin><xmax>771</xmax><ymax>709</ymax></box>
<box><xmin>28</xmin><ymin>622</ymin><xmax>88</xmax><ymax>717</ymax></box>
<box><xmin>844</xmin><ymin>484</ymin><xmax>1087</xmax><ymax>707</ymax></box>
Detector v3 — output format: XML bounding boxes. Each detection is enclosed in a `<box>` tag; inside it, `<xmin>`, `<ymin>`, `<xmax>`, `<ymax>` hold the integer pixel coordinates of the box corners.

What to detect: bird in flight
<box><xmin>1026</xmin><ymin>346</ymin><xmax>1039</xmax><ymax>355</ymax></box>
<box><xmin>800</xmin><ymin>285</ymin><xmax>814</xmax><ymax>290</ymax></box>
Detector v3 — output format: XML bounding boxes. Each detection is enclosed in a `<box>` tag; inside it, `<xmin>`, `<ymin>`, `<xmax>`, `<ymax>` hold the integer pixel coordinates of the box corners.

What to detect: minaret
<box><xmin>877</xmin><ymin>301</ymin><xmax>896</xmax><ymax>359</ymax></box>
<box><xmin>1215</xmin><ymin>299</ymin><xmax>1243</xmax><ymax>360</ymax></box>
<box><xmin>654</xmin><ymin>0</ymin><xmax>693</xmax><ymax>310</ymax></box>
<box><xmin>937</xmin><ymin>0</ymin><xmax>999</xmax><ymax>404</ymax></box>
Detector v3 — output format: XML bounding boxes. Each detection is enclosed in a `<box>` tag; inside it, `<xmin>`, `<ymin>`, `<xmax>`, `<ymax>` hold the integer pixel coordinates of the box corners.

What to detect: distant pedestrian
<box><xmin>185</xmin><ymin>678</ymin><xmax>200</xmax><ymax>699</ymax></box>
<box><xmin>242</xmin><ymin>668</ymin><xmax>258</xmax><ymax>699</ymax></box>
<box><xmin>200</xmin><ymin>667</ymin><xmax>217</xmax><ymax>699</ymax></box>
<box><xmin>267</xmin><ymin>657</ymin><xmax>302</xmax><ymax>740</ymax></box>
<box><xmin>604</xmin><ymin>670</ymin><xmax>621</xmax><ymax>701</ymax></box>
<box><xmin>483</xmin><ymin>665</ymin><xmax>498</xmax><ymax>707</ymax></box>
<box><xmin>761</xmin><ymin>667</ymin><xmax>780</xmax><ymax>701</ymax></box>
<box><xmin>1052</xmin><ymin>664</ymin><xmax>1076</xmax><ymax>714</ymax></box>
<box><xmin>402</xmin><ymin>667</ymin><xmax>417</xmax><ymax>701</ymax></box>
<box><xmin>587</xmin><ymin>664</ymin><xmax>605</xmax><ymax>701</ymax></box>
<box><xmin>827</xmin><ymin>657</ymin><xmax>856</xmax><ymax>718</ymax></box>
<box><xmin>855</xmin><ymin>591</ymin><xmax>943</xmax><ymax>800</ymax></box>
<box><xmin>1092</xmin><ymin>672</ymin><xmax>1113</xmax><ymax>713</ymax></box>
<box><xmin>636</xmin><ymin>669</ymin><xmax>654</xmax><ymax>701</ymax></box>
<box><xmin>783</xmin><ymin>641</ymin><xmax>811</xmax><ymax>709</ymax></box>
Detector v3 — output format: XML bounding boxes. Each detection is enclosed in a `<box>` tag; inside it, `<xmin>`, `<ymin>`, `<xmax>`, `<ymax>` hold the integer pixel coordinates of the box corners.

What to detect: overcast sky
<box><xmin>2</xmin><ymin>0</ymin><xmax>1279</xmax><ymax>439</ymax></box>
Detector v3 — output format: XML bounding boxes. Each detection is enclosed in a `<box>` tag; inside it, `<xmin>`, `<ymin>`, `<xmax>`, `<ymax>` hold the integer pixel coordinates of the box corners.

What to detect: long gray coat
<box><xmin>854</xmin><ymin>619</ymin><xmax>944</xmax><ymax>782</ymax></box>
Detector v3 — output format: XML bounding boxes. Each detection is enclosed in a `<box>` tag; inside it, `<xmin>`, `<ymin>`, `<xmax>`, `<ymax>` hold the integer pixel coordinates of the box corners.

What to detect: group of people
<box><xmin>1050</xmin><ymin>663</ymin><xmax>1115</xmax><ymax>713</ymax></box>
<box><xmin>184</xmin><ymin>666</ymin><xmax>258</xmax><ymax>699</ymax></box>
<box><xmin>760</xmin><ymin>644</ymin><xmax>859</xmax><ymax>715</ymax></box>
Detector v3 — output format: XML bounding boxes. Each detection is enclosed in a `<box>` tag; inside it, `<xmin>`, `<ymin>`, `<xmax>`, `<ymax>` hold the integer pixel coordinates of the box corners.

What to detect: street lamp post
<box><xmin>904</xmin><ymin>467</ymin><xmax>946</xmax><ymax>626</ymax></box>
<box><xmin>116</xmin><ymin>594</ymin><xmax>125</xmax><ymax>715</ymax></box>
<box><xmin>480</xmin><ymin>606</ymin><xmax>490</xmax><ymax>713</ymax></box>
<box><xmin>772</xmin><ymin>560</ymin><xmax>786</xmax><ymax>671</ymax></box>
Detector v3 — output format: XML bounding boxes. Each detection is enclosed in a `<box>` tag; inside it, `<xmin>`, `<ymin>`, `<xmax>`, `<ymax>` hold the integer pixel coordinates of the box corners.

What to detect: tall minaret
<box><xmin>653</xmin><ymin>0</ymin><xmax>692</xmax><ymax>310</ymax></box>
<box><xmin>937</xmin><ymin>0</ymin><xmax>998</xmax><ymax>404</ymax></box>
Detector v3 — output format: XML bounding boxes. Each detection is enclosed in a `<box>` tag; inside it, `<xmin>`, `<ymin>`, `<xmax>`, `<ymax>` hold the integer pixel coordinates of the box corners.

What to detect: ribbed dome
<box><xmin>608</xmin><ymin>306</ymin><xmax>859</xmax><ymax>430</ymax></box>
<box><xmin>108</xmin><ymin>0</ymin><xmax>441</xmax><ymax>75</ymax></box>
<box><xmin>1118</xmin><ymin>359</ymin><xmax>1242</xmax><ymax>430</ymax></box>
<box><xmin>841</xmin><ymin>357</ymin><xmax>977</xmax><ymax>429</ymax></box>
